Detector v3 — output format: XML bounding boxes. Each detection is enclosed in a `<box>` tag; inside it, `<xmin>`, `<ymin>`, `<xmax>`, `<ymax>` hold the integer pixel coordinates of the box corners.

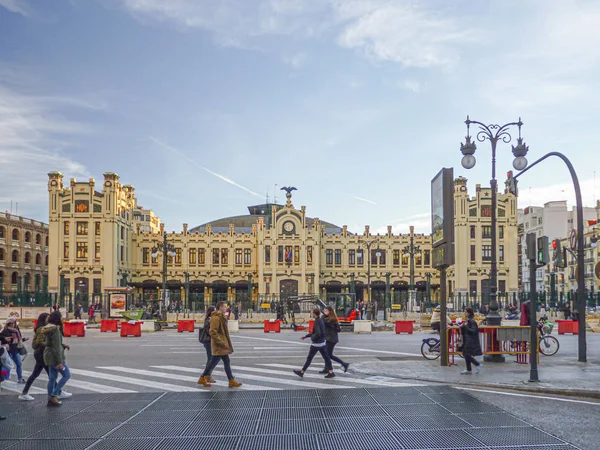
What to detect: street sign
<box><xmin>595</xmin><ymin>262</ymin><xmax>600</xmax><ymax>279</ymax></box>
<box><xmin>569</xmin><ymin>229</ymin><xmax>577</xmax><ymax>250</ymax></box>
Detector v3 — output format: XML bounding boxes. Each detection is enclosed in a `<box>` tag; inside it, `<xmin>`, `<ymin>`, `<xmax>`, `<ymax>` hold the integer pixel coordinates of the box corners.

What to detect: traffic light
<box><xmin>552</xmin><ymin>239</ymin><xmax>566</xmax><ymax>268</ymax></box>
<box><xmin>526</xmin><ymin>233</ymin><xmax>536</xmax><ymax>261</ymax></box>
<box><xmin>537</xmin><ymin>236</ymin><xmax>549</xmax><ymax>265</ymax></box>
<box><xmin>506</xmin><ymin>171</ymin><xmax>518</xmax><ymax>195</ymax></box>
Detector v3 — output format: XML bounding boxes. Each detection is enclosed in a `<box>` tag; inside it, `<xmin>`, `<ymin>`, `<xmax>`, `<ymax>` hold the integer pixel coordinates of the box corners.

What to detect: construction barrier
<box><xmin>120</xmin><ymin>321</ymin><xmax>142</xmax><ymax>337</ymax></box>
<box><xmin>177</xmin><ymin>320</ymin><xmax>195</xmax><ymax>333</ymax></box>
<box><xmin>63</xmin><ymin>321</ymin><xmax>85</xmax><ymax>338</ymax></box>
<box><xmin>308</xmin><ymin>320</ymin><xmax>314</xmax><ymax>333</ymax></box>
<box><xmin>446</xmin><ymin>325</ymin><xmax>535</xmax><ymax>366</ymax></box>
<box><xmin>556</xmin><ymin>320</ymin><xmax>579</xmax><ymax>335</ymax></box>
<box><xmin>263</xmin><ymin>320</ymin><xmax>281</xmax><ymax>333</ymax></box>
<box><xmin>395</xmin><ymin>320</ymin><xmax>414</xmax><ymax>335</ymax></box>
<box><xmin>100</xmin><ymin>319</ymin><xmax>119</xmax><ymax>333</ymax></box>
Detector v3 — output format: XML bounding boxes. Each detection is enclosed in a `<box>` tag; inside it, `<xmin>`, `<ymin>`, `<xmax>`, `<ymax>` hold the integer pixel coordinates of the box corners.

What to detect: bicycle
<box><xmin>508</xmin><ymin>319</ymin><xmax>559</xmax><ymax>356</ymax></box>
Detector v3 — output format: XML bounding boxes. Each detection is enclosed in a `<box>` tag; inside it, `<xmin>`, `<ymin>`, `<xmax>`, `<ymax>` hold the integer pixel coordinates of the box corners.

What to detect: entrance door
<box><xmin>74</xmin><ymin>277</ymin><xmax>89</xmax><ymax>308</ymax></box>
<box><xmin>280</xmin><ymin>279</ymin><xmax>298</xmax><ymax>301</ymax></box>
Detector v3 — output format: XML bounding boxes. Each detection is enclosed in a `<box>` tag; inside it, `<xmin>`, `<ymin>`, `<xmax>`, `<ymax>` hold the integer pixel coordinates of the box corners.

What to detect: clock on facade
<box><xmin>283</xmin><ymin>221</ymin><xmax>295</xmax><ymax>234</ymax></box>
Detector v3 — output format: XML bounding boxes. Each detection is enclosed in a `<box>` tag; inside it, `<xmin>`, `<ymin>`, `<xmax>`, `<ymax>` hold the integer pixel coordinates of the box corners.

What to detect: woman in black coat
<box><xmin>320</xmin><ymin>307</ymin><xmax>349</xmax><ymax>373</ymax></box>
<box><xmin>293</xmin><ymin>308</ymin><xmax>335</xmax><ymax>379</ymax></box>
<box><xmin>460</xmin><ymin>307</ymin><xmax>482</xmax><ymax>374</ymax></box>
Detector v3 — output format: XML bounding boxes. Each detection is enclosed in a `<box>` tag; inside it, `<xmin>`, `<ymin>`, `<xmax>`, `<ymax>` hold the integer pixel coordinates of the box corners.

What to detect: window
<box><xmin>25</xmin><ymin>232</ymin><xmax>31</xmax><ymax>243</ymax></box>
<box><xmin>12</xmin><ymin>229</ymin><xmax>19</xmax><ymax>241</ymax></box>
<box><xmin>499</xmin><ymin>245</ymin><xmax>504</xmax><ymax>262</ymax></box>
<box><xmin>36</xmin><ymin>234</ymin><xmax>41</xmax><ymax>245</ymax></box>
<box><xmin>95</xmin><ymin>242</ymin><xmax>100</xmax><ymax>260</ymax></box>
<box><xmin>265</xmin><ymin>245</ymin><xmax>271</xmax><ymax>263</ymax></box>
<box><xmin>143</xmin><ymin>248</ymin><xmax>150</xmax><ymax>264</ymax></box>
<box><xmin>470</xmin><ymin>226</ymin><xmax>476</xmax><ymax>239</ymax></box>
<box><xmin>393</xmin><ymin>250</ymin><xmax>400</xmax><ymax>266</ymax></box>
<box><xmin>45</xmin><ymin>236</ymin><xmax>49</xmax><ymax>246</ymax></box>
<box><xmin>469</xmin><ymin>280</ymin><xmax>477</xmax><ymax>294</ymax></box>
<box><xmin>482</xmin><ymin>245</ymin><xmax>492</xmax><ymax>261</ymax></box>
<box><xmin>12</xmin><ymin>250</ymin><xmax>18</xmax><ymax>262</ymax></box>
<box><xmin>334</xmin><ymin>249</ymin><xmax>342</xmax><ymax>265</ymax></box>
<box><xmin>76</xmin><ymin>242</ymin><xmax>88</xmax><ymax>259</ymax></box>
<box><xmin>235</xmin><ymin>249</ymin><xmax>243</xmax><ymax>265</ymax></box>
<box><xmin>64</xmin><ymin>221</ymin><xmax>70</xmax><ymax>235</ymax></box>
<box><xmin>372</xmin><ymin>249</ymin><xmax>386</xmax><ymax>265</ymax></box>
<box><xmin>120</xmin><ymin>226</ymin><xmax>125</xmax><ymax>240</ymax></box>
<box><xmin>0</xmin><ymin>248</ymin><xmax>3</xmax><ymax>260</ymax></box>
<box><xmin>93</xmin><ymin>279</ymin><xmax>101</xmax><ymax>294</ymax></box>
<box><xmin>326</xmin><ymin>249</ymin><xmax>333</xmax><ymax>265</ymax></box>
<box><xmin>244</xmin><ymin>248</ymin><xmax>251</xmax><ymax>265</ymax></box>
<box><xmin>470</xmin><ymin>245</ymin><xmax>476</xmax><ymax>262</ymax></box>
<box><xmin>294</xmin><ymin>246</ymin><xmax>299</xmax><ymax>263</ymax></box>
<box><xmin>120</xmin><ymin>245</ymin><xmax>124</xmax><ymax>262</ymax></box>
<box><xmin>482</xmin><ymin>226</ymin><xmax>492</xmax><ymax>238</ymax></box>
<box><xmin>35</xmin><ymin>254</ymin><xmax>41</xmax><ymax>265</ymax></box>
<box><xmin>45</xmin><ymin>255</ymin><xmax>48</xmax><ymax>265</ymax></box>
<box><xmin>175</xmin><ymin>248</ymin><xmax>182</xmax><ymax>264</ymax></box>
<box><xmin>63</xmin><ymin>243</ymin><xmax>69</xmax><ymax>259</ymax></box>
<box><xmin>95</xmin><ymin>222</ymin><xmax>101</xmax><ymax>236</ymax></box>
<box><xmin>76</xmin><ymin>222</ymin><xmax>88</xmax><ymax>235</ymax></box>
<box><xmin>0</xmin><ymin>226</ymin><xmax>4</xmax><ymax>239</ymax></box>
<box><xmin>401</xmin><ymin>253</ymin><xmax>409</xmax><ymax>266</ymax></box>
<box><xmin>424</xmin><ymin>250</ymin><xmax>431</xmax><ymax>266</ymax></box>
<box><xmin>349</xmin><ymin>249</ymin><xmax>356</xmax><ymax>265</ymax></box>
<box><xmin>189</xmin><ymin>248</ymin><xmax>196</xmax><ymax>265</ymax></box>
<box><xmin>212</xmin><ymin>249</ymin><xmax>219</xmax><ymax>265</ymax></box>
<box><xmin>415</xmin><ymin>254</ymin><xmax>422</xmax><ymax>266</ymax></box>
<box><xmin>24</xmin><ymin>252</ymin><xmax>31</xmax><ymax>264</ymax></box>
<box><xmin>278</xmin><ymin>246</ymin><xmax>284</xmax><ymax>263</ymax></box>
<box><xmin>538</xmin><ymin>217</ymin><xmax>543</xmax><ymax>225</ymax></box>
<box><xmin>284</xmin><ymin>246</ymin><xmax>293</xmax><ymax>263</ymax></box>
<box><xmin>198</xmin><ymin>249</ymin><xmax>205</xmax><ymax>265</ymax></box>
<box><xmin>357</xmin><ymin>250</ymin><xmax>364</xmax><ymax>265</ymax></box>
<box><xmin>307</xmin><ymin>246</ymin><xmax>313</xmax><ymax>263</ymax></box>
<box><xmin>220</xmin><ymin>249</ymin><xmax>228</xmax><ymax>265</ymax></box>
<box><xmin>498</xmin><ymin>280</ymin><xmax>506</xmax><ymax>294</ymax></box>
<box><xmin>499</xmin><ymin>226</ymin><xmax>504</xmax><ymax>239</ymax></box>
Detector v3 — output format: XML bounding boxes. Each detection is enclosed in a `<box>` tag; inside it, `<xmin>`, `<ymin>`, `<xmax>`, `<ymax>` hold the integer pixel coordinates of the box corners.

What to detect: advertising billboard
<box><xmin>431</xmin><ymin>168</ymin><xmax>455</xmax><ymax>268</ymax></box>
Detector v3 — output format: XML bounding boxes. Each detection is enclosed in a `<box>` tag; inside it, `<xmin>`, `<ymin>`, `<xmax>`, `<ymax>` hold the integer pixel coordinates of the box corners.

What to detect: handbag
<box><xmin>19</xmin><ymin>346</ymin><xmax>28</xmax><ymax>358</ymax></box>
<box><xmin>0</xmin><ymin>347</ymin><xmax>15</xmax><ymax>370</ymax></box>
<box><xmin>198</xmin><ymin>326</ymin><xmax>210</xmax><ymax>344</ymax></box>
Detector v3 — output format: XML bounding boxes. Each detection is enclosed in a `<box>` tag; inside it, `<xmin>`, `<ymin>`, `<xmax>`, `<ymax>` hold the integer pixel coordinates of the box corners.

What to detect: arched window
<box><xmin>12</xmin><ymin>229</ymin><xmax>19</xmax><ymax>241</ymax></box>
<box><xmin>45</xmin><ymin>236</ymin><xmax>49</xmax><ymax>246</ymax></box>
<box><xmin>12</xmin><ymin>250</ymin><xmax>19</xmax><ymax>263</ymax></box>
<box><xmin>45</xmin><ymin>255</ymin><xmax>48</xmax><ymax>265</ymax></box>
<box><xmin>25</xmin><ymin>231</ymin><xmax>31</xmax><ymax>243</ymax></box>
<box><xmin>0</xmin><ymin>226</ymin><xmax>4</xmax><ymax>239</ymax></box>
<box><xmin>11</xmin><ymin>272</ymin><xmax>17</xmax><ymax>284</ymax></box>
<box><xmin>25</xmin><ymin>252</ymin><xmax>31</xmax><ymax>264</ymax></box>
<box><xmin>36</xmin><ymin>234</ymin><xmax>41</xmax><ymax>245</ymax></box>
<box><xmin>35</xmin><ymin>254</ymin><xmax>41</xmax><ymax>265</ymax></box>
<box><xmin>35</xmin><ymin>274</ymin><xmax>41</xmax><ymax>290</ymax></box>
<box><xmin>0</xmin><ymin>248</ymin><xmax>4</xmax><ymax>261</ymax></box>
<box><xmin>24</xmin><ymin>273</ymin><xmax>30</xmax><ymax>290</ymax></box>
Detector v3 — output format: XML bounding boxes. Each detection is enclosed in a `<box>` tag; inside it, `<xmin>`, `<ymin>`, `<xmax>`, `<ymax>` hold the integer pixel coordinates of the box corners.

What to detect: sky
<box><xmin>1</xmin><ymin>0</ymin><xmax>599</xmax><ymax>235</ymax></box>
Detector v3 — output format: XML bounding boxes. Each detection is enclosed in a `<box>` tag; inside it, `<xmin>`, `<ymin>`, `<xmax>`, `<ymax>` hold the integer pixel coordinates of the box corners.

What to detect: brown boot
<box><xmin>197</xmin><ymin>376</ymin><xmax>212</xmax><ymax>387</ymax></box>
<box><xmin>207</xmin><ymin>376</ymin><xmax>216</xmax><ymax>383</ymax></box>
<box><xmin>228</xmin><ymin>378</ymin><xmax>242</xmax><ymax>388</ymax></box>
<box><xmin>47</xmin><ymin>396</ymin><xmax>62</xmax><ymax>407</ymax></box>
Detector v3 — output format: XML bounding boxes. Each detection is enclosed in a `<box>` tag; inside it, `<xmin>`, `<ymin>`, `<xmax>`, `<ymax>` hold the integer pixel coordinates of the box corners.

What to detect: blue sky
<box><xmin>1</xmin><ymin>0</ymin><xmax>599</xmax><ymax>234</ymax></box>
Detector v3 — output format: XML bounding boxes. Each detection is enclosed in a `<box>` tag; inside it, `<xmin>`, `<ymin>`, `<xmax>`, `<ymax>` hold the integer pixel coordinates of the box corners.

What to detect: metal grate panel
<box><xmin>183</xmin><ymin>419</ymin><xmax>258</xmax><ymax>437</ymax></box>
<box><xmin>442</xmin><ymin>401</ymin><xmax>503</xmax><ymax>414</ymax></box>
<box><xmin>106</xmin><ymin>422</ymin><xmax>190</xmax><ymax>438</ymax></box>
<box><xmin>88</xmin><ymin>438</ymin><xmax>165</xmax><ymax>450</ymax></box>
<box><xmin>212</xmin><ymin>390</ymin><xmax>266</xmax><ymax>400</ymax></box>
<box><xmin>256</xmin><ymin>418</ymin><xmax>330</xmax><ymax>435</ymax></box>
<box><xmin>0</xmin><ymin>424</ymin><xmax>46</xmax><ymax>439</ymax></box>
<box><xmin>392</xmin><ymin>430</ymin><xmax>487</xmax><ymax>449</ymax></box>
<box><xmin>322</xmin><ymin>405</ymin><xmax>387</xmax><ymax>418</ymax></box>
<box><xmin>130</xmin><ymin>410</ymin><xmax>200</xmax><ymax>423</ymax></box>
<box><xmin>69</xmin><ymin>412</ymin><xmax>137</xmax><ymax>424</ymax></box>
<box><xmin>194</xmin><ymin>409</ymin><xmax>261</xmax><ymax>422</ymax></box>
<box><xmin>263</xmin><ymin>396</ymin><xmax>321</xmax><ymax>409</ymax></box>
<box><xmin>161</xmin><ymin>392</ymin><xmax>214</xmax><ymax>401</ymax></box>
<box><xmin>265</xmin><ymin>389</ymin><xmax>318</xmax><ymax>399</ymax></box>
<box><xmin>204</xmin><ymin>398</ymin><xmax>265</xmax><ymax>409</ymax></box>
<box><xmin>26</xmin><ymin>422</ymin><xmax>121</xmax><ymax>439</ymax></box>
<box><xmin>317</xmin><ymin>388</ymin><xmax>371</xmax><ymax>398</ymax></box>
<box><xmin>393</xmin><ymin>415</ymin><xmax>472</xmax><ymax>430</ymax></box>
<box><xmin>457</xmin><ymin>412</ymin><xmax>530</xmax><ymax>428</ymax></box>
<box><xmin>319</xmin><ymin>395</ymin><xmax>378</xmax><ymax>406</ymax></box>
<box><xmin>426</xmin><ymin>393</ymin><xmax>481</xmax><ymax>403</ymax></box>
<box><xmin>0</xmin><ymin>441</ymin><xmax>20</xmax><ymax>450</ymax></box>
<box><xmin>366</xmin><ymin>386</ymin><xmax>421</xmax><ymax>395</ymax></box>
<box><xmin>318</xmin><ymin>432</ymin><xmax>403</xmax><ymax>450</ymax></box>
<box><xmin>85</xmin><ymin>401</ymin><xmax>153</xmax><ymax>412</ymax></box>
<box><xmin>237</xmin><ymin>434</ymin><xmax>318</xmax><ymax>450</ymax></box>
<box><xmin>156</xmin><ymin>436</ymin><xmax>239</xmax><ymax>450</ymax></box>
<box><xmin>65</xmin><ymin>393</ymin><xmax>114</xmax><ymax>402</ymax></box>
<box><xmin>372</xmin><ymin>394</ymin><xmax>435</xmax><ymax>405</ymax></box>
<box><xmin>328</xmin><ymin>416</ymin><xmax>403</xmax><ymax>433</ymax></box>
<box><xmin>466</xmin><ymin>427</ymin><xmax>568</xmax><ymax>446</ymax></box>
<box><xmin>145</xmin><ymin>401</ymin><xmax>209</xmax><ymax>411</ymax></box>
<box><xmin>107</xmin><ymin>392</ymin><xmax>164</xmax><ymax>402</ymax></box>
<box><xmin>260</xmin><ymin>406</ymin><xmax>324</xmax><ymax>421</ymax></box>
<box><xmin>5</xmin><ymin>439</ymin><xmax>98</xmax><ymax>450</ymax></box>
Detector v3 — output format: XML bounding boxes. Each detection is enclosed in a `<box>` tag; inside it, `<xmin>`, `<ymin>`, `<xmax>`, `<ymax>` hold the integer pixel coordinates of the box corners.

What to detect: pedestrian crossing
<box><xmin>1</xmin><ymin>363</ymin><xmax>424</xmax><ymax>397</ymax></box>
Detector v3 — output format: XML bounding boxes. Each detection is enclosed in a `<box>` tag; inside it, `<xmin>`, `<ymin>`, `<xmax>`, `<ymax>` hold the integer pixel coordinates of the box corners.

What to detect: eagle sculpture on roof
<box><xmin>280</xmin><ymin>186</ymin><xmax>297</xmax><ymax>194</ymax></box>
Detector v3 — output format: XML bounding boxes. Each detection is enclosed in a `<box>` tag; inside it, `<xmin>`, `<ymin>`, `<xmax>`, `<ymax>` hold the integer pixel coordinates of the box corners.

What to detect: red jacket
<box><xmin>88</xmin><ymin>307</ymin><xmax>95</xmax><ymax>316</ymax></box>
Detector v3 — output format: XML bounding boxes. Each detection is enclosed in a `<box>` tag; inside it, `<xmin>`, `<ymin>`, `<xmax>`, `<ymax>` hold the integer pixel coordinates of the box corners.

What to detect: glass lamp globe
<box><xmin>513</xmin><ymin>156</ymin><xmax>528</xmax><ymax>171</ymax></box>
<box><xmin>461</xmin><ymin>154</ymin><xmax>476</xmax><ymax>169</ymax></box>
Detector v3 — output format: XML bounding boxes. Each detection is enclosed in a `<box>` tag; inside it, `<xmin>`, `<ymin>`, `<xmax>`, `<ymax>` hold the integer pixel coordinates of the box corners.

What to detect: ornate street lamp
<box><xmin>152</xmin><ymin>231</ymin><xmax>177</xmax><ymax>318</ymax></box>
<box><xmin>357</xmin><ymin>237</ymin><xmax>380</xmax><ymax>308</ymax></box>
<box><xmin>460</xmin><ymin>116</ymin><xmax>529</xmax><ymax>329</ymax></box>
<box><xmin>402</xmin><ymin>226</ymin><xmax>421</xmax><ymax>312</ymax></box>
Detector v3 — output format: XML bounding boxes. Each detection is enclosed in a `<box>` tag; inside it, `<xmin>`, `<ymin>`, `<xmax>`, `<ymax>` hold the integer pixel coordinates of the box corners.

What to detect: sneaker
<box><xmin>342</xmin><ymin>363</ymin><xmax>350</xmax><ymax>373</ymax></box>
<box><xmin>293</xmin><ymin>370</ymin><xmax>304</xmax><ymax>378</ymax></box>
<box><xmin>58</xmin><ymin>390</ymin><xmax>72</xmax><ymax>399</ymax></box>
<box><xmin>460</xmin><ymin>370</ymin><xmax>472</xmax><ymax>375</ymax></box>
<box><xmin>474</xmin><ymin>365</ymin><xmax>482</xmax><ymax>375</ymax></box>
<box><xmin>324</xmin><ymin>372</ymin><xmax>336</xmax><ymax>379</ymax></box>
<box><xmin>318</xmin><ymin>369</ymin><xmax>328</xmax><ymax>374</ymax></box>
<box><xmin>18</xmin><ymin>394</ymin><xmax>34</xmax><ymax>401</ymax></box>
<box><xmin>47</xmin><ymin>396</ymin><xmax>62</xmax><ymax>407</ymax></box>
<box><xmin>17</xmin><ymin>379</ymin><xmax>26</xmax><ymax>385</ymax></box>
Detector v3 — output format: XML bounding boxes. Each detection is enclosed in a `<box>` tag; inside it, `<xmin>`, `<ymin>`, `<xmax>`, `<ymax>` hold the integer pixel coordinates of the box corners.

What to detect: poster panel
<box><xmin>109</xmin><ymin>293</ymin><xmax>127</xmax><ymax>318</ymax></box>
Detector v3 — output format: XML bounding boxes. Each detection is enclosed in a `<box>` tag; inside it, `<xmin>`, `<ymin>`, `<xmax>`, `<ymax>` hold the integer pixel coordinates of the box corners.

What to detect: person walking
<box><xmin>74</xmin><ymin>304</ymin><xmax>81</xmax><ymax>320</ymax></box>
<box><xmin>42</xmin><ymin>311</ymin><xmax>72</xmax><ymax>406</ymax></box>
<box><xmin>0</xmin><ymin>317</ymin><xmax>29</xmax><ymax>384</ymax></box>
<box><xmin>460</xmin><ymin>307</ymin><xmax>482</xmax><ymax>375</ymax></box>
<box><xmin>88</xmin><ymin>305</ymin><xmax>95</xmax><ymax>324</ymax></box>
<box><xmin>320</xmin><ymin>306</ymin><xmax>349</xmax><ymax>374</ymax></box>
<box><xmin>198</xmin><ymin>306</ymin><xmax>216</xmax><ymax>384</ymax></box>
<box><xmin>19</xmin><ymin>313</ymin><xmax>51</xmax><ymax>401</ymax></box>
<box><xmin>197</xmin><ymin>301</ymin><xmax>242</xmax><ymax>388</ymax></box>
<box><xmin>294</xmin><ymin>308</ymin><xmax>335</xmax><ymax>379</ymax></box>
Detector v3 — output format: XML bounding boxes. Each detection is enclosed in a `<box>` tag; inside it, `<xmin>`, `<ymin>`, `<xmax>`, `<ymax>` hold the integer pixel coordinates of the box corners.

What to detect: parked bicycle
<box><xmin>508</xmin><ymin>317</ymin><xmax>559</xmax><ymax>356</ymax></box>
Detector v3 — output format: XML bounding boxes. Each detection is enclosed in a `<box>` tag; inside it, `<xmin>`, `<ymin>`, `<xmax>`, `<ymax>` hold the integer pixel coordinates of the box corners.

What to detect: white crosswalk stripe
<box><xmin>68</xmin><ymin>368</ymin><xmax>204</xmax><ymax>392</ymax></box>
<box><xmin>20</xmin><ymin>370</ymin><xmax>137</xmax><ymax>394</ymax></box>
<box><xmin>0</xmin><ymin>379</ymin><xmax>46</xmax><ymax>394</ymax></box>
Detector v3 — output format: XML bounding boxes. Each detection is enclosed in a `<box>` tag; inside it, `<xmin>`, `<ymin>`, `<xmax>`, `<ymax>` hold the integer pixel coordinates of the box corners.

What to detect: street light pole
<box><xmin>460</xmin><ymin>116</ymin><xmax>528</xmax><ymax>328</ymax></box>
<box><xmin>152</xmin><ymin>231</ymin><xmax>176</xmax><ymax>320</ymax></box>
<box><xmin>357</xmin><ymin>237</ymin><xmax>380</xmax><ymax>308</ymax></box>
<box><xmin>403</xmin><ymin>225</ymin><xmax>421</xmax><ymax>312</ymax></box>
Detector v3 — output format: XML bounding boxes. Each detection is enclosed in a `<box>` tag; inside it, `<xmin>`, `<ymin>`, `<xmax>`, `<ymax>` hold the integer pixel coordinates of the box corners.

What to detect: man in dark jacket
<box><xmin>294</xmin><ymin>308</ymin><xmax>335</xmax><ymax>379</ymax></box>
<box><xmin>460</xmin><ymin>307</ymin><xmax>483</xmax><ymax>374</ymax></box>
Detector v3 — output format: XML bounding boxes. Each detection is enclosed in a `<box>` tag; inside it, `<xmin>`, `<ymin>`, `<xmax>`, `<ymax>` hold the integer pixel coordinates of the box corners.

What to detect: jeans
<box><xmin>23</xmin><ymin>351</ymin><xmax>48</xmax><ymax>394</ymax></box>
<box><xmin>9</xmin><ymin>352</ymin><xmax>23</xmax><ymax>380</ymax></box>
<box><xmin>203</xmin><ymin>342</ymin><xmax>213</xmax><ymax>368</ymax></box>
<box><xmin>48</xmin><ymin>363</ymin><xmax>70</xmax><ymax>397</ymax></box>
<box><xmin>464</xmin><ymin>355</ymin><xmax>480</xmax><ymax>372</ymax></box>
<box><xmin>302</xmin><ymin>345</ymin><xmax>332</xmax><ymax>372</ymax></box>
<box><xmin>202</xmin><ymin>355</ymin><xmax>233</xmax><ymax>379</ymax></box>
<box><xmin>326</xmin><ymin>341</ymin><xmax>346</xmax><ymax>367</ymax></box>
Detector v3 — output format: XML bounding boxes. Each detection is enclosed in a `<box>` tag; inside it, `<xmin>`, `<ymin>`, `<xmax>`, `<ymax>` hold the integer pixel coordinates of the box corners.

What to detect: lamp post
<box><xmin>425</xmin><ymin>272</ymin><xmax>432</xmax><ymax>310</ymax></box>
<box><xmin>151</xmin><ymin>231</ymin><xmax>176</xmax><ymax>319</ymax></box>
<box><xmin>184</xmin><ymin>271</ymin><xmax>190</xmax><ymax>315</ymax></box>
<box><xmin>357</xmin><ymin>237</ymin><xmax>381</xmax><ymax>308</ymax></box>
<box><xmin>402</xmin><ymin>226</ymin><xmax>421</xmax><ymax>312</ymax></box>
<box><xmin>460</xmin><ymin>116</ymin><xmax>528</xmax><ymax>327</ymax></box>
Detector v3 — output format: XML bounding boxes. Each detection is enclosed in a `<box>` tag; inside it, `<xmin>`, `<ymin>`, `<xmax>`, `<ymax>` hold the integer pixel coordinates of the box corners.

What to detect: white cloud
<box><xmin>400</xmin><ymin>80</ymin><xmax>421</xmax><ymax>93</ymax></box>
<box><xmin>373</xmin><ymin>212</ymin><xmax>432</xmax><ymax>235</ymax></box>
<box><xmin>283</xmin><ymin>52</ymin><xmax>307</xmax><ymax>69</ymax></box>
<box><xmin>517</xmin><ymin>178</ymin><xmax>599</xmax><ymax>211</ymax></box>
<box><xmin>0</xmin><ymin>0</ymin><xmax>31</xmax><ymax>16</ymax></box>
